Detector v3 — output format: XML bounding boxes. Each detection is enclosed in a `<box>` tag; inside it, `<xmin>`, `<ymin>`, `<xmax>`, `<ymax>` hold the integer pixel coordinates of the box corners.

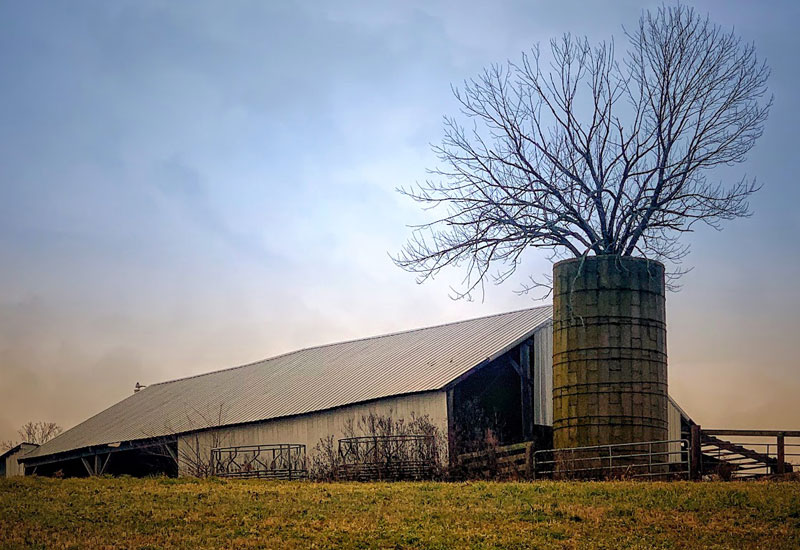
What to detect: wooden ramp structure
<box><xmin>697</xmin><ymin>429</ymin><xmax>797</xmax><ymax>479</ymax></box>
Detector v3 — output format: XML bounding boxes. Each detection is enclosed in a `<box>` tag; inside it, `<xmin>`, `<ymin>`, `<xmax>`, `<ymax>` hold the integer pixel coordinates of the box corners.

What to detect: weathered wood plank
<box><xmin>458</xmin><ymin>442</ymin><xmax>529</xmax><ymax>460</ymax></box>
<box><xmin>703</xmin><ymin>429</ymin><xmax>800</xmax><ymax>437</ymax></box>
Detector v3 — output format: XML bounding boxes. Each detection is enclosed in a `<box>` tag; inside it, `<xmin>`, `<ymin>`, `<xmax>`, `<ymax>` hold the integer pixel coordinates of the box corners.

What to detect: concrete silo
<box><xmin>552</xmin><ymin>256</ymin><xmax>669</xmax><ymax>450</ymax></box>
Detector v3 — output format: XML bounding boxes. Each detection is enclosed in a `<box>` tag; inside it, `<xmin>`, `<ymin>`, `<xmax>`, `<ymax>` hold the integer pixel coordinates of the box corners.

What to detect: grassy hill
<box><xmin>1</xmin><ymin>477</ymin><xmax>798</xmax><ymax>549</ymax></box>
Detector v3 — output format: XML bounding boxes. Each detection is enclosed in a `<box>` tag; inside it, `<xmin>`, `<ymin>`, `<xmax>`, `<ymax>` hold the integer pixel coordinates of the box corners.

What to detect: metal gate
<box><xmin>532</xmin><ymin>439</ymin><xmax>690</xmax><ymax>480</ymax></box>
<box><xmin>211</xmin><ymin>444</ymin><xmax>307</xmax><ymax>479</ymax></box>
<box><xmin>338</xmin><ymin>435</ymin><xmax>437</xmax><ymax>480</ymax></box>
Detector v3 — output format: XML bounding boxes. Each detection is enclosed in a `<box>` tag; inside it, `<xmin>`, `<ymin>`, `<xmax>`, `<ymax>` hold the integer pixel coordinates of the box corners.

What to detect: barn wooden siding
<box><xmin>1</xmin><ymin>443</ymin><xmax>38</xmax><ymax>477</ymax></box>
<box><xmin>177</xmin><ymin>391</ymin><xmax>448</xmax><ymax>476</ymax></box>
<box><xmin>532</xmin><ymin>322</ymin><xmax>554</xmax><ymax>427</ymax></box>
<box><xmin>668</xmin><ymin>398</ymin><xmax>685</xmax><ymax>463</ymax></box>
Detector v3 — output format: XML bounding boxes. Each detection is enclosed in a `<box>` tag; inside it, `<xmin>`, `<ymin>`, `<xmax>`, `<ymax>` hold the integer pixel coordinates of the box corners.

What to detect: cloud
<box><xmin>0</xmin><ymin>0</ymin><xmax>798</xmax><ymax>441</ymax></box>
<box><xmin>151</xmin><ymin>155</ymin><xmax>283</xmax><ymax>265</ymax></box>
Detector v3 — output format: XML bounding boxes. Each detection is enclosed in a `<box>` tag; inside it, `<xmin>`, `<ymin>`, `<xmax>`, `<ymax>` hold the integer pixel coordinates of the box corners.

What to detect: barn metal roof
<box><xmin>26</xmin><ymin>306</ymin><xmax>552</xmax><ymax>460</ymax></box>
<box><xmin>0</xmin><ymin>442</ymin><xmax>39</xmax><ymax>461</ymax></box>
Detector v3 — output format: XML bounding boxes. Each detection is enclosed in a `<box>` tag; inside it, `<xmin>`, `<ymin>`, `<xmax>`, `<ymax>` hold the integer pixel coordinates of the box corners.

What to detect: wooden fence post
<box><xmin>525</xmin><ymin>442</ymin><xmax>535</xmax><ymax>479</ymax></box>
<box><xmin>777</xmin><ymin>434</ymin><xmax>785</xmax><ymax>475</ymax></box>
<box><xmin>690</xmin><ymin>424</ymin><xmax>702</xmax><ymax>480</ymax></box>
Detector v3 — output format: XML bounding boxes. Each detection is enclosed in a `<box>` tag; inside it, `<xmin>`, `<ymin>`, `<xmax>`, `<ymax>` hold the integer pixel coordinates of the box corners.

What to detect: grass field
<box><xmin>1</xmin><ymin>477</ymin><xmax>798</xmax><ymax>549</ymax></box>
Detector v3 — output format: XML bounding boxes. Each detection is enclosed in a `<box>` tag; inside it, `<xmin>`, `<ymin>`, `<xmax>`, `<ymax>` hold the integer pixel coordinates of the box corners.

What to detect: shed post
<box><xmin>81</xmin><ymin>456</ymin><xmax>95</xmax><ymax>476</ymax></box>
<box><xmin>446</xmin><ymin>388</ymin><xmax>456</xmax><ymax>467</ymax></box>
<box><xmin>163</xmin><ymin>444</ymin><xmax>178</xmax><ymax>466</ymax></box>
<box><xmin>520</xmin><ymin>341</ymin><xmax>533</xmax><ymax>442</ymax></box>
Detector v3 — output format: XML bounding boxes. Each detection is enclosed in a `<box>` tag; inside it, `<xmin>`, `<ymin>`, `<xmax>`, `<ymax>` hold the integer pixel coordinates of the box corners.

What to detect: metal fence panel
<box><xmin>211</xmin><ymin>444</ymin><xmax>307</xmax><ymax>479</ymax></box>
<box><xmin>532</xmin><ymin>439</ymin><xmax>690</xmax><ymax>480</ymax></box>
<box><xmin>337</xmin><ymin>435</ymin><xmax>438</xmax><ymax>480</ymax></box>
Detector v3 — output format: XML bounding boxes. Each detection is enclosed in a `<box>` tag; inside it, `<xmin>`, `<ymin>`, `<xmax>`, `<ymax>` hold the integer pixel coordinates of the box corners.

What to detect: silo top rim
<box><xmin>553</xmin><ymin>255</ymin><xmax>665</xmax><ymax>270</ymax></box>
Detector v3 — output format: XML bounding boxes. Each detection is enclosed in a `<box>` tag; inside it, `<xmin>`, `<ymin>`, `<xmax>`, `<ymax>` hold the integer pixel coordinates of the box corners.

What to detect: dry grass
<box><xmin>1</xmin><ymin>477</ymin><xmax>798</xmax><ymax>549</ymax></box>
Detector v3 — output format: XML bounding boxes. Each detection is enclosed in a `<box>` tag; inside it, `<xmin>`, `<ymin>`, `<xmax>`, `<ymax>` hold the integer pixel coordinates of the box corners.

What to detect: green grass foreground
<box><xmin>1</xmin><ymin>477</ymin><xmax>798</xmax><ymax>549</ymax></box>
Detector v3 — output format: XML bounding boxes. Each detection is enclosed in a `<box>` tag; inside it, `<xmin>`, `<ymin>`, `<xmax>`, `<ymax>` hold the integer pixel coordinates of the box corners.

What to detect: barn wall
<box><xmin>667</xmin><ymin>398</ymin><xmax>683</xmax><ymax>463</ymax></box>
<box><xmin>532</xmin><ymin>322</ymin><xmax>553</xmax><ymax>426</ymax></box>
<box><xmin>3</xmin><ymin>444</ymin><xmax>37</xmax><ymax>477</ymax></box>
<box><xmin>177</xmin><ymin>391</ymin><xmax>448</xmax><ymax>476</ymax></box>
<box><xmin>5</xmin><ymin>454</ymin><xmax>23</xmax><ymax>477</ymax></box>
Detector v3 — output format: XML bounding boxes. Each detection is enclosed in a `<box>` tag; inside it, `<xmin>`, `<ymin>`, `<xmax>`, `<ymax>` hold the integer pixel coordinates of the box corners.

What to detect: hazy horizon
<box><xmin>1</xmin><ymin>0</ymin><xmax>798</xmax><ymax>443</ymax></box>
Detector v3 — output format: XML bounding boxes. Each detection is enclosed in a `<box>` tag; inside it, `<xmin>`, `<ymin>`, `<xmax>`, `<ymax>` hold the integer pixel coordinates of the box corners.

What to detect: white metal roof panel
<box><xmin>26</xmin><ymin>306</ymin><xmax>552</xmax><ymax>459</ymax></box>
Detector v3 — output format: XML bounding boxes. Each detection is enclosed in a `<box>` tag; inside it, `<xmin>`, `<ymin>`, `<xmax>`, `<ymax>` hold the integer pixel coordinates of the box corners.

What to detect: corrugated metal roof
<box><xmin>26</xmin><ymin>306</ymin><xmax>552</xmax><ymax>460</ymax></box>
<box><xmin>0</xmin><ymin>442</ymin><xmax>39</xmax><ymax>461</ymax></box>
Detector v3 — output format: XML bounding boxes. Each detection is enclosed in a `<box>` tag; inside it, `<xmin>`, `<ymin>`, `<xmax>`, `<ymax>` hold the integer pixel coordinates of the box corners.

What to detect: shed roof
<box><xmin>26</xmin><ymin>306</ymin><xmax>552</xmax><ymax>460</ymax></box>
<box><xmin>0</xmin><ymin>442</ymin><xmax>39</xmax><ymax>461</ymax></box>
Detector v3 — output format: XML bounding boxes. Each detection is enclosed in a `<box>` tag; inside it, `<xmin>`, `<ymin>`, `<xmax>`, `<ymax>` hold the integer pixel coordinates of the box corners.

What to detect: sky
<box><xmin>1</xmin><ymin>0</ymin><xmax>798</xmax><ymax>443</ymax></box>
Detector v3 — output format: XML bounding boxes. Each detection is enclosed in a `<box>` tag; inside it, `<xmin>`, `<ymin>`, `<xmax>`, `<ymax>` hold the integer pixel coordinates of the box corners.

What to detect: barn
<box><xmin>19</xmin><ymin>306</ymin><xmax>691</xmax><ymax>477</ymax></box>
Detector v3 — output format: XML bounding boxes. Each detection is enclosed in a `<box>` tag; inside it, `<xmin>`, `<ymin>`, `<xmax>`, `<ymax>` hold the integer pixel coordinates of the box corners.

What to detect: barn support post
<box><xmin>446</xmin><ymin>388</ymin><xmax>456</xmax><ymax>467</ymax></box>
<box><xmin>80</xmin><ymin>453</ymin><xmax>111</xmax><ymax>476</ymax></box>
<box><xmin>777</xmin><ymin>434</ymin><xmax>785</xmax><ymax>475</ymax></box>
<box><xmin>98</xmin><ymin>453</ymin><xmax>111</xmax><ymax>475</ymax></box>
<box><xmin>509</xmin><ymin>342</ymin><xmax>533</xmax><ymax>443</ymax></box>
<box><xmin>163</xmin><ymin>443</ymin><xmax>178</xmax><ymax>466</ymax></box>
<box><xmin>690</xmin><ymin>424</ymin><xmax>702</xmax><ymax>480</ymax></box>
<box><xmin>81</xmin><ymin>456</ymin><xmax>95</xmax><ymax>476</ymax></box>
<box><xmin>520</xmin><ymin>341</ymin><xmax>532</xmax><ymax>442</ymax></box>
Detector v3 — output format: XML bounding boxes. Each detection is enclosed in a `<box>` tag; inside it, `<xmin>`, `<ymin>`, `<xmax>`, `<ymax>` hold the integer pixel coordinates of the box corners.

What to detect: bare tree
<box><xmin>1</xmin><ymin>421</ymin><xmax>63</xmax><ymax>452</ymax></box>
<box><xmin>309</xmin><ymin>410</ymin><xmax>446</xmax><ymax>481</ymax></box>
<box><xmin>395</xmin><ymin>5</ymin><xmax>771</xmax><ymax>296</ymax></box>
<box><xmin>175</xmin><ymin>404</ymin><xmax>230</xmax><ymax>478</ymax></box>
<box><xmin>19</xmin><ymin>421</ymin><xmax>63</xmax><ymax>445</ymax></box>
<box><xmin>141</xmin><ymin>403</ymin><xmax>231</xmax><ymax>477</ymax></box>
